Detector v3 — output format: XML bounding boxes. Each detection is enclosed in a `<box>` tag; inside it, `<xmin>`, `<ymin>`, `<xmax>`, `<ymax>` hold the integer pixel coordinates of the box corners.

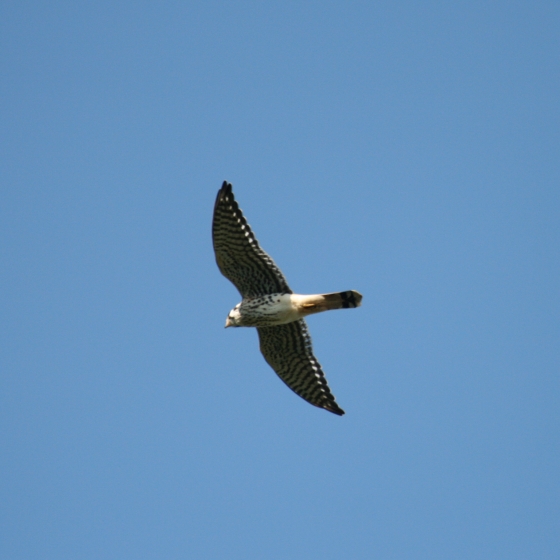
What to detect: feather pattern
<box><xmin>257</xmin><ymin>320</ymin><xmax>345</xmax><ymax>416</ymax></box>
<box><xmin>212</xmin><ymin>182</ymin><xmax>292</xmax><ymax>297</ymax></box>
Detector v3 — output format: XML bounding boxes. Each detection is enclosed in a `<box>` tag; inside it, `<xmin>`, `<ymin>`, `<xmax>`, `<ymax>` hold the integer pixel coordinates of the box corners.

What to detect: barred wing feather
<box><xmin>212</xmin><ymin>181</ymin><xmax>292</xmax><ymax>297</ymax></box>
<box><xmin>257</xmin><ymin>320</ymin><xmax>345</xmax><ymax>416</ymax></box>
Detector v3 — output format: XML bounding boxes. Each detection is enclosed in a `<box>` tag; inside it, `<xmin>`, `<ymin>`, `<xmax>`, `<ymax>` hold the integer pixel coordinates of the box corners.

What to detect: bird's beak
<box><xmin>225</xmin><ymin>317</ymin><xmax>232</xmax><ymax>328</ymax></box>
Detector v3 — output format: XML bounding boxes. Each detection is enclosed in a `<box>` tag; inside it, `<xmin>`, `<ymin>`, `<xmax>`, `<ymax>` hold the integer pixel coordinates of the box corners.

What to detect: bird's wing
<box><xmin>212</xmin><ymin>181</ymin><xmax>292</xmax><ymax>297</ymax></box>
<box><xmin>257</xmin><ymin>320</ymin><xmax>345</xmax><ymax>415</ymax></box>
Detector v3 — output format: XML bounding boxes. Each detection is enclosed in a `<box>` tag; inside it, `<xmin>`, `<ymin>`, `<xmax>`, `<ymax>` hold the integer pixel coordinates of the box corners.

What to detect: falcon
<box><xmin>212</xmin><ymin>181</ymin><xmax>362</xmax><ymax>415</ymax></box>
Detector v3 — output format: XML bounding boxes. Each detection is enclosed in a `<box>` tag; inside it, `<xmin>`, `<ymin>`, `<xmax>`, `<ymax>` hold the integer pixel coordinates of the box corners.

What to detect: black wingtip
<box><xmin>324</xmin><ymin>403</ymin><xmax>345</xmax><ymax>416</ymax></box>
<box><xmin>214</xmin><ymin>181</ymin><xmax>233</xmax><ymax>214</ymax></box>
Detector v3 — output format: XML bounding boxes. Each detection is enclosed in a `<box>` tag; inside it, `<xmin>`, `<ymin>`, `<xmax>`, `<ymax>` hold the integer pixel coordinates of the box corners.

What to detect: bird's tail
<box><xmin>321</xmin><ymin>290</ymin><xmax>363</xmax><ymax>309</ymax></box>
<box><xmin>293</xmin><ymin>290</ymin><xmax>362</xmax><ymax>315</ymax></box>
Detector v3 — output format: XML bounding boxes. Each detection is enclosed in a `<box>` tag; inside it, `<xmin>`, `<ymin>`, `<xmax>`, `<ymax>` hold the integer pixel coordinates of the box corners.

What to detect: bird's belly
<box><xmin>238</xmin><ymin>293</ymin><xmax>298</xmax><ymax>326</ymax></box>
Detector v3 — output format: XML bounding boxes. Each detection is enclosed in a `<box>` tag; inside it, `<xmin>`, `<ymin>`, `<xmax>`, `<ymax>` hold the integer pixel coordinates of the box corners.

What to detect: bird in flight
<box><xmin>212</xmin><ymin>181</ymin><xmax>362</xmax><ymax>415</ymax></box>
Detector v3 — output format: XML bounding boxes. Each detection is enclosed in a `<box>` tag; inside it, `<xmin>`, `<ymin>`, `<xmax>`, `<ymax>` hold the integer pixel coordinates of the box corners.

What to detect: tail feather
<box><xmin>322</xmin><ymin>290</ymin><xmax>362</xmax><ymax>310</ymax></box>
<box><xmin>292</xmin><ymin>291</ymin><xmax>362</xmax><ymax>317</ymax></box>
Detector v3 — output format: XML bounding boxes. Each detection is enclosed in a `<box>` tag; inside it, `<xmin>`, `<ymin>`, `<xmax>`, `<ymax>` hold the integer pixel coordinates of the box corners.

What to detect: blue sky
<box><xmin>1</xmin><ymin>2</ymin><xmax>558</xmax><ymax>558</ymax></box>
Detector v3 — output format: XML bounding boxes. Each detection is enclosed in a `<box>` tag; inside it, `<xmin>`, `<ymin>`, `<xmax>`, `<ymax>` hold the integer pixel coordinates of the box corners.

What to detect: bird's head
<box><xmin>225</xmin><ymin>304</ymin><xmax>242</xmax><ymax>328</ymax></box>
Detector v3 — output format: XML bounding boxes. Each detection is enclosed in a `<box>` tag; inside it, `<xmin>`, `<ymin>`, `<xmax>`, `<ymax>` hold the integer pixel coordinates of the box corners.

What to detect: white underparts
<box><xmin>227</xmin><ymin>291</ymin><xmax>362</xmax><ymax>328</ymax></box>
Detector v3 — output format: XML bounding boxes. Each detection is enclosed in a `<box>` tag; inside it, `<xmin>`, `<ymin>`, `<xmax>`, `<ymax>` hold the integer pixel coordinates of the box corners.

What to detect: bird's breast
<box><xmin>238</xmin><ymin>293</ymin><xmax>299</xmax><ymax>326</ymax></box>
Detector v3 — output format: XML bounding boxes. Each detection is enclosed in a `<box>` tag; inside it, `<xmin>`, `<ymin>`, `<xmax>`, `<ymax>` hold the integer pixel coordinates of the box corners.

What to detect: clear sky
<box><xmin>1</xmin><ymin>2</ymin><xmax>558</xmax><ymax>559</ymax></box>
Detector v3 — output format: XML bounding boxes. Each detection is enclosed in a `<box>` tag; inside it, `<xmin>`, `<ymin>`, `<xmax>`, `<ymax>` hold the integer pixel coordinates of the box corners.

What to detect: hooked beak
<box><xmin>225</xmin><ymin>317</ymin><xmax>233</xmax><ymax>328</ymax></box>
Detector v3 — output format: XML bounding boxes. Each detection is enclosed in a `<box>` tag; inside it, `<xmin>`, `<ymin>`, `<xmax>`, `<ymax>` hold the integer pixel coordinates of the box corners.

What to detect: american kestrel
<box><xmin>212</xmin><ymin>181</ymin><xmax>362</xmax><ymax>415</ymax></box>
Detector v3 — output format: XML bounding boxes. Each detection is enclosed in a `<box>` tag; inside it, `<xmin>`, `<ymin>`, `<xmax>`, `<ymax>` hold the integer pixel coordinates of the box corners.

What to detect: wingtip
<box><xmin>214</xmin><ymin>181</ymin><xmax>233</xmax><ymax>213</ymax></box>
<box><xmin>324</xmin><ymin>403</ymin><xmax>345</xmax><ymax>416</ymax></box>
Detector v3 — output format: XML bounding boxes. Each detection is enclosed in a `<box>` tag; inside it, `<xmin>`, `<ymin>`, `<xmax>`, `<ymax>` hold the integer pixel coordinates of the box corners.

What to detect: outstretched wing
<box><xmin>212</xmin><ymin>181</ymin><xmax>292</xmax><ymax>297</ymax></box>
<box><xmin>257</xmin><ymin>320</ymin><xmax>345</xmax><ymax>416</ymax></box>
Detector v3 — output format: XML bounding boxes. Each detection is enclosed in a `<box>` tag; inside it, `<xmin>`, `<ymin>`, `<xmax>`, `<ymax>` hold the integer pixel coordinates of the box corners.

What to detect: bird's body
<box><xmin>226</xmin><ymin>291</ymin><xmax>362</xmax><ymax>327</ymax></box>
<box><xmin>212</xmin><ymin>181</ymin><xmax>362</xmax><ymax>416</ymax></box>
